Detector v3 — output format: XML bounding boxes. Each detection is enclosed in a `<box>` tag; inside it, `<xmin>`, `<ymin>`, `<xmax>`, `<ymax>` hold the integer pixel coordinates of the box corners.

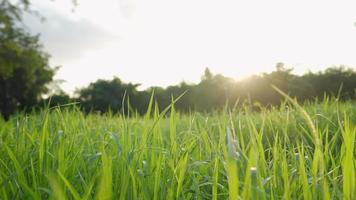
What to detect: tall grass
<box><xmin>0</xmin><ymin>97</ymin><xmax>355</xmax><ymax>199</ymax></box>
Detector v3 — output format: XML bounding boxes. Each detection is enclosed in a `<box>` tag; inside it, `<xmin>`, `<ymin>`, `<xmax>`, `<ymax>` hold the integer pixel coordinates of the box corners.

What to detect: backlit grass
<box><xmin>0</xmin><ymin>97</ymin><xmax>355</xmax><ymax>199</ymax></box>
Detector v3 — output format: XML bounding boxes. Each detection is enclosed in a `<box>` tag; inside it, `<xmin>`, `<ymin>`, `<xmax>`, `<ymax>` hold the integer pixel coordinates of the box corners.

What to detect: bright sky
<box><xmin>25</xmin><ymin>0</ymin><xmax>356</xmax><ymax>94</ymax></box>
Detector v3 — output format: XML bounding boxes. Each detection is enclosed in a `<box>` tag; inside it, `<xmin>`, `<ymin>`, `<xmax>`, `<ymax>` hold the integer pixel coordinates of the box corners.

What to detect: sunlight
<box><xmin>28</xmin><ymin>0</ymin><xmax>356</xmax><ymax>93</ymax></box>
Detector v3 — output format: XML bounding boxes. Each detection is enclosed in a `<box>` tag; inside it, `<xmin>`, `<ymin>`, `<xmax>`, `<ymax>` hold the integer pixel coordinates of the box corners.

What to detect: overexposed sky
<box><xmin>25</xmin><ymin>0</ymin><xmax>356</xmax><ymax>93</ymax></box>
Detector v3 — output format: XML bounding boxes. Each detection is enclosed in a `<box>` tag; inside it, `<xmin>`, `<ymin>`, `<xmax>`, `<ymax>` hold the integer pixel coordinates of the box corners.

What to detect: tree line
<box><xmin>45</xmin><ymin>65</ymin><xmax>356</xmax><ymax>115</ymax></box>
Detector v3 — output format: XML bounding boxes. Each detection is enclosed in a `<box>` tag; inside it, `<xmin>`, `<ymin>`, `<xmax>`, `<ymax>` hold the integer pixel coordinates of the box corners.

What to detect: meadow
<box><xmin>0</xmin><ymin>94</ymin><xmax>355</xmax><ymax>199</ymax></box>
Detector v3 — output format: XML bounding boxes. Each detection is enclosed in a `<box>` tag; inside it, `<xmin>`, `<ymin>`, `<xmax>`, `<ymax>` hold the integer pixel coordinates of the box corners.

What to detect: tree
<box><xmin>0</xmin><ymin>0</ymin><xmax>55</xmax><ymax>119</ymax></box>
<box><xmin>201</xmin><ymin>67</ymin><xmax>213</xmax><ymax>81</ymax></box>
<box><xmin>303</xmin><ymin>66</ymin><xmax>356</xmax><ymax>100</ymax></box>
<box><xmin>41</xmin><ymin>91</ymin><xmax>73</xmax><ymax>108</ymax></box>
<box><xmin>77</xmin><ymin>77</ymin><xmax>141</xmax><ymax>114</ymax></box>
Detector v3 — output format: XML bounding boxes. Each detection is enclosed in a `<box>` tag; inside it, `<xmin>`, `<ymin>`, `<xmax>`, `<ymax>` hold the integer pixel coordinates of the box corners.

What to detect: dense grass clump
<box><xmin>0</xmin><ymin>98</ymin><xmax>355</xmax><ymax>199</ymax></box>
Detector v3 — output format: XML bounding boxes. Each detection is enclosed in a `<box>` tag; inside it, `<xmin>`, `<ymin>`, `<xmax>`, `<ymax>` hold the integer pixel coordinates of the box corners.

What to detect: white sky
<box><xmin>25</xmin><ymin>0</ymin><xmax>356</xmax><ymax>94</ymax></box>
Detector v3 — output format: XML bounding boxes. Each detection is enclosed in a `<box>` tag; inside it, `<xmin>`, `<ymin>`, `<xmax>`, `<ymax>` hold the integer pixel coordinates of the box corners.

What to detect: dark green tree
<box><xmin>41</xmin><ymin>91</ymin><xmax>73</xmax><ymax>108</ymax></box>
<box><xmin>303</xmin><ymin>66</ymin><xmax>356</xmax><ymax>100</ymax></box>
<box><xmin>0</xmin><ymin>1</ymin><xmax>55</xmax><ymax>119</ymax></box>
<box><xmin>77</xmin><ymin>77</ymin><xmax>140</xmax><ymax>114</ymax></box>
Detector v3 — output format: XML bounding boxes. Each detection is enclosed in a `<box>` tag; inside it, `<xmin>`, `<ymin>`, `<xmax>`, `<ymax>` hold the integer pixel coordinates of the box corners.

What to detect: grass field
<box><xmin>0</xmin><ymin>96</ymin><xmax>355</xmax><ymax>199</ymax></box>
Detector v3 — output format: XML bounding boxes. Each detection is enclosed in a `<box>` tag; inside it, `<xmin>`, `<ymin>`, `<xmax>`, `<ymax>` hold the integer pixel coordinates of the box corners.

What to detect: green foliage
<box><xmin>76</xmin><ymin>77</ymin><xmax>141</xmax><ymax>114</ymax></box>
<box><xmin>72</xmin><ymin>65</ymin><xmax>356</xmax><ymax>115</ymax></box>
<box><xmin>0</xmin><ymin>99</ymin><xmax>355</xmax><ymax>199</ymax></box>
<box><xmin>0</xmin><ymin>0</ymin><xmax>54</xmax><ymax>119</ymax></box>
<box><xmin>41</xmin><ymin>92</ymin><xmax>73</xmax><ymax>108</ymax></box>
